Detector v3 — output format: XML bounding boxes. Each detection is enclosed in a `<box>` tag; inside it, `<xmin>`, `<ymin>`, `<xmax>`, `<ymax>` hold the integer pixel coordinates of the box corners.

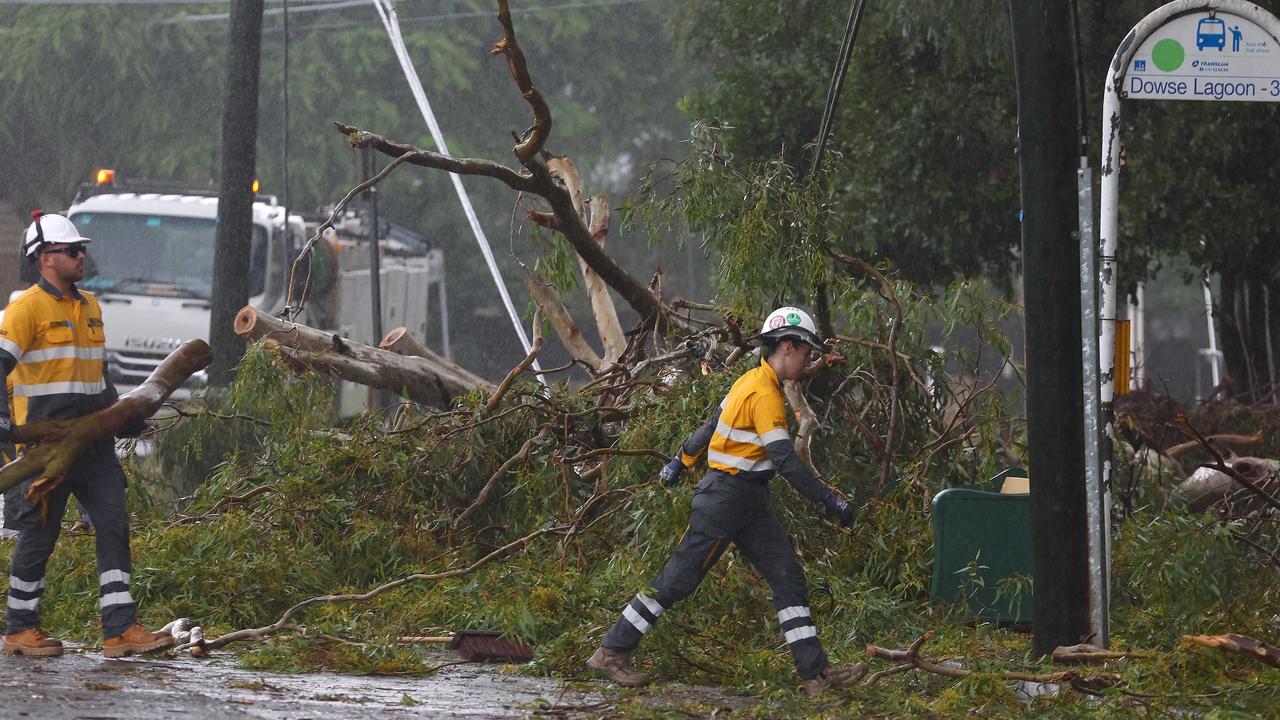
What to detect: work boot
<box><xmin>800</xmin><ymin>662</ymin><xmax>869</xmax><ymax>696</ymax></box>
<box><xmin>102</xmin><ymin>624</ymin><xmax>175</xmax><ymax>658</ymax></box>
<box><xmin>1</xmin><ymin>628</ymin><xmax>64</xmax><ymax>657</ymax></box>
<box><xmin>586</xmin><ymin>646</ymin><xmax>649</xmax><ymax>686</ymax></box>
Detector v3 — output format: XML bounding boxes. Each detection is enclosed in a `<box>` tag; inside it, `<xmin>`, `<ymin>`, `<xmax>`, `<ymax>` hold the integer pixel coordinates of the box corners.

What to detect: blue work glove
<box><xmin>658</xmin><ymin>456</ymin><xmax>685</xmax><ymax>486</ymax></box>
<box><xmin>823</xmin><ymin>495</ymin><xmax>853</xmax><ymax>527</ymax></box>
<box><xmin>0</xmin><ymin>417</ymin><xmax>12</xmax><ymax>444</ymax></box>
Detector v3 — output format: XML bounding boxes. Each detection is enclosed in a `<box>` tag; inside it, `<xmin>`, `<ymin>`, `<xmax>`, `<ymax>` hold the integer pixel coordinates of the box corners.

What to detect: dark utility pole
<box><xmin>1008</xmin><ymin>0</ymin><xmax>1091</xmax><ymax>654</ymax></box>
<box><xmin>209</xmin><ymin>0</ymin><xmax>265</xmax><ymax>386</ymax></box>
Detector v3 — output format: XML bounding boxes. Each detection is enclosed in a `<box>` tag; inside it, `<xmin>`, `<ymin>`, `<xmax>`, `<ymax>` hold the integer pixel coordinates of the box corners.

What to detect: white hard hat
<box><xmin>23</xmin><ymin>212</ymin><xmax>91</xmax><ymax>258</ymax></box>
<box><xmin>757</xmin><ymin>306</ymin><xmax>830</xmax><ymax>353</ymax></box>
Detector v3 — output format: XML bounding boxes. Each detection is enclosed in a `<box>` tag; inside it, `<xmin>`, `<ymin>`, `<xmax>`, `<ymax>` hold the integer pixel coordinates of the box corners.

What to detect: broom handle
<box><xmin>396</xmin><ymin>636</ymin><xmax>453</xmax><ymax>643</ymax></box>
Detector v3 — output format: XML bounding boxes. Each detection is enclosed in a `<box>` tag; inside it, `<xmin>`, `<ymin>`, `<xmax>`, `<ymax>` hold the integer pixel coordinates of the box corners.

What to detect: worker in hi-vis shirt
<box><xmin>0</xmin><ymin>212</ymin><xmax>173</xmax><ymax>659</ymax></box>
<box><xmin>587</xmin><ymin>306</ymin><xmax>866</xmax><ymax>696</ymax></box>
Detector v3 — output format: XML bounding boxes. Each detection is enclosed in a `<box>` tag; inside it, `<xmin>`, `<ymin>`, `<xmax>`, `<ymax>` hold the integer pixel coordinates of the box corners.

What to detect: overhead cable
<box><xmin>368</xmin><ymin>0</ymin><xmax>545</xmax><ymax>382</ymax></box>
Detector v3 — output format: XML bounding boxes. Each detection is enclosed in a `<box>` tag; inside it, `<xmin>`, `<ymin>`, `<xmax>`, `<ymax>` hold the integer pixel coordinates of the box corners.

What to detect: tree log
<box><xmin>378</xmin><ymin>327</ymin><xmax>493</xmax><ymax>391</ymax></box>
<box><xmin>1174</xmin><ymin>457</ymin><xmax>1280</xmax><ymax>514</ymax></box>
<box><xmin>266</xmin><ymin>340</ymin><xmax>454</xmax><ymax>409</ymax></box>
<box><xmin>0</xmin><ymin>340</ymin><xmax>213</xmax><ymax>502</ymax></box>
<box><xmin>235</xmin><ymin>307</ymin><xmax>492</xmax><ymax>408</ymax></box>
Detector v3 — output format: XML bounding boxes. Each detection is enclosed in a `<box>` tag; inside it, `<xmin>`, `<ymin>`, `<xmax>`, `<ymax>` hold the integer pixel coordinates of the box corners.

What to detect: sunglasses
<box><xmin>43</xmin><ymin>246</ymin><xmax>86</xmax><ymax>258</ymax></box>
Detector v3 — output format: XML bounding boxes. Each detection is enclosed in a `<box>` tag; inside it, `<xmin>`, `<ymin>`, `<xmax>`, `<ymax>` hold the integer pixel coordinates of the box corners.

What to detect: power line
<box><xmin>0</xmin><ymin>0</ymin><xmax>371</xmax><ymax>4</ymax></box>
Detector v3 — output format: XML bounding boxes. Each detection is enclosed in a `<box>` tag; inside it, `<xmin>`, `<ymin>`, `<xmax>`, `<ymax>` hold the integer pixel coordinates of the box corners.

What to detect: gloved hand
<box><xmin>823</xmin><ymin>495</ymin><xmax>853</xmax><ymax>527</ymax></box>
<box><xmin>658</xmin><ymin>456</ymin><xmax>685</xmax><ymax>486</ymax></box>
<box><xmin>0</xmin><ymin>417</ymin><xmax>13</xmax><ymax>444</ymax></box>
<box><xmin>116</xmin><ymin>414</ymin><xmax>149</xmax><ymax>439</ymax></box>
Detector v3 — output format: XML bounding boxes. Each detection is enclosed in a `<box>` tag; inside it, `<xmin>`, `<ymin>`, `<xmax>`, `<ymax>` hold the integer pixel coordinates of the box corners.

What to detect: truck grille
<box><xmin>110</xmin><ymin>350</ymin><xmax>207</xmax><ymax>389</ymax></box>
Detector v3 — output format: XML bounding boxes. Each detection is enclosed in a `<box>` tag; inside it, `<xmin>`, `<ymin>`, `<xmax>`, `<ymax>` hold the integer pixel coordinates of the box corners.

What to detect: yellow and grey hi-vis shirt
<box><xmin>676</xmin><ymin>358</ymin><xmax>833</xmax><ymax>505</ymax></box>
<box><xmin>0</xmin><ymin>278</ymin><xmax>117</xmax><ymax>428</ymax></box>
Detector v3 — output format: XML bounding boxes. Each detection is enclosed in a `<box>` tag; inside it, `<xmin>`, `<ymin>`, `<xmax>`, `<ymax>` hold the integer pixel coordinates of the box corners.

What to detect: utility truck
<box><xmin>3</xmin><ymin>170</ymin><xmax>448</xmax><ymax>412</ymax></box>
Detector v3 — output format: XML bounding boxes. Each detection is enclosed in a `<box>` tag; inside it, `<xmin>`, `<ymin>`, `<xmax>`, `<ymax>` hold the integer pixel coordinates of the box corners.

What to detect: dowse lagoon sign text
<box><xmin>1127</xmin><ymin>11</ymin><xmax>1280</xmax><ymax>102</ymax></box>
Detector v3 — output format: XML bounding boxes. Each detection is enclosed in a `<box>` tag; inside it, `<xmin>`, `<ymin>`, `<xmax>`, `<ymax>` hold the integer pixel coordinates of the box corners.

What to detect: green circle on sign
<box><xmin>1152</xmin><ymin>38</ymin><xmax>1185</xmax><ymax>71</ymax></box>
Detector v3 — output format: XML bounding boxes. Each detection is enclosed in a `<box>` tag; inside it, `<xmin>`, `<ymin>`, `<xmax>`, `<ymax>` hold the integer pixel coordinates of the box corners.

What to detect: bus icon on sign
<box><xmin>1197</xmin><ymin>17</ymin><xmax>1227</xmax><ymax>50</ymax></box>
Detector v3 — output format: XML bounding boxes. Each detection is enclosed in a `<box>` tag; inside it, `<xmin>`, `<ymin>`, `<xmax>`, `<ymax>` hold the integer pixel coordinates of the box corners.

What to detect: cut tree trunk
<box><xmin>235</xmin><ymin>307</ymin><xmax>492</xmax><ymax>408</ymax></box>
<box><xmin>0</xmin><ymin>340</ymin><xmax>213</xmax><ymax>502</ymax></box>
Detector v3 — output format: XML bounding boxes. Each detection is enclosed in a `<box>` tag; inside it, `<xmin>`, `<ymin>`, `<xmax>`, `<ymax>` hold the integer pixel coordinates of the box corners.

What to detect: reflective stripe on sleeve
<box><xmin>707</xmin><ymin>449</ymin><xmax>774</xmax><ymax>473</ymax></box>
<box><xmin>12</xmin><ymin>380</ymin><xmax>106</xmax><ymax>397</ymax></box>
<box><xmin>8</xmin><ymin>576</ymin><xmax>44</xmax><ymax>593</ymax></box>
<box><xmin>7</xmin><ymin>596</ymin><xmax>39</xmax><ymax>611</ymax></box>
<box><xmin>99</xmin><ymin>592</ymin><xmax>134</xmax><ymax>609</ymax></box>
<box><xmin>760</xmin><ymin>428</ymin><xmax>790</xmax><ymax>445</ymax></box>
<box><xmin>784</xmin><ymin>625</ymin><xmax>818</xmax><ymax>644</ymax></box>
<box><xmin>776</xmin><ymin>606</ymin><xmax>810</xmax><ymax>624</ymax></box>
<box><xmin>99</xmin><ymin>570</ymin><xmax>131</xmax><ymax>587</ymax></box>
<box><xmin>0</xmin><ymin>337</ymin><xmax>22</xmax><ymax>362</ymax></box>
<box><xmin>622</xmin><ymin>605</ymin><xmax>652</xmax><ymax>634</ymax></box>
<box><xmin>20</xmin><ymin>346</ymin><xmax>106</xmax><ymax>364</ymax></box>
<box><xmin>636</xmin><ymin>594</ymin><xmax>665</xmax><ymax>618</ymax></box>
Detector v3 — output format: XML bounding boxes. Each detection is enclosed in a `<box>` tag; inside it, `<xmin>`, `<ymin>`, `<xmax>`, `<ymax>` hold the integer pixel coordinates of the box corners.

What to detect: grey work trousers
<box><xmin>603</xmin><ymin>471</ymin><xmax>829</xmax><ymax>679</ymax></box>
<box><xmin>4</xmin><ymin>441</ymin><xmax>136</xmax><ymax>638</ymax></box>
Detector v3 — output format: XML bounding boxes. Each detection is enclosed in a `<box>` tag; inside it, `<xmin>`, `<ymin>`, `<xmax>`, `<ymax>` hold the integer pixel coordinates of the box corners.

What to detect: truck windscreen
<box><xmin>69</xmin><ymin>212</ymin><xmax>267</xmax><ymax>299</ymax></box>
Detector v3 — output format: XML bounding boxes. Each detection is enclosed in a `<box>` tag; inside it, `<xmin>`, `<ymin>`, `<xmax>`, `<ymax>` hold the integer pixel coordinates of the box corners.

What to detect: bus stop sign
<box><xmin>1126</xmin><ymin>11</ymin><xmax>1280</xmax><ymax>101</ymax></box>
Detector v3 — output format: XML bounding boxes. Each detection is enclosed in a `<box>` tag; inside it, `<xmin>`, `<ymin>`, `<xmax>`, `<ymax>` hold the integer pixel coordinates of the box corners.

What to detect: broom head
<box><xmin>449</xmin><ymin>630</ymin><xmax>534</xmax><ymax>663</ymax></box>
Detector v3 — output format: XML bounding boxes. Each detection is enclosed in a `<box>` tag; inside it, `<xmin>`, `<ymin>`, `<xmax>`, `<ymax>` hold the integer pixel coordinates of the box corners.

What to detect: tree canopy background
<box><xmin>3</xmin><ymin>0</ymin><xmax>1280</xmax><ymax>393</ymax></box>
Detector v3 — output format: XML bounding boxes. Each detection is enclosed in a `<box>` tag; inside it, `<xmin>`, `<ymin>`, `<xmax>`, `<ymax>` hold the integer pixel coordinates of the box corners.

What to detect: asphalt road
<box><xmin>0</xmin><ymin>646</ymin><xmax>751</xmax><ymax>719</ymax></box>
<box><xmin>0</xmin><ymin>647</ymin><xmax>604</xmax><ymax>719</ymax></box>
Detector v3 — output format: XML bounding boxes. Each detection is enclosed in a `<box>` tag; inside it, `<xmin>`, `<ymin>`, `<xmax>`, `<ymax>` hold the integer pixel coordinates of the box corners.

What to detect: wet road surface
<box><xmin>0</xmin><ymin>646</ymin><xmax>751</xmax><ymax>719</ymax></box>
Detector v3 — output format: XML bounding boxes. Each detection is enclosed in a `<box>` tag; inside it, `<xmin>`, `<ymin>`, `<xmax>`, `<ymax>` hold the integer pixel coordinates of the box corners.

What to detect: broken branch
<box><xmin>1183</xmin><ymin>633</ymin><xmax>1280</xmax><ymax>668</ymax></box>
<box><xmin>492</xmin><ymin>0</ymin><xmax>550</xmax><ymax>163</ymax></box>
<box><xmin>866</xmin><ymin>632</ymin><xmax>1122</xmax><ymax>688</ymax></box>
<box><xmin>1</xmin><ymin>340</ymin><xmax>212</xmax><ymax>502</ymax></box>
<box><xmin>185</xmin><ymin>524</ymin><xmax>564</xmax><ymax>653</ymax></box>
<box><xmin>334</xmin><ymin>123</ymin><xmax>535</xmax><ymax>192</ymax></box>
<box><xmin>453</xmin><ymin>428</ymin><xmax>548</xmax><ymax>528</ymax></box>
<box><xmin>486</xmin><ymin>332</ymin><xmax>544</xmax><ymax>412</ymax></box>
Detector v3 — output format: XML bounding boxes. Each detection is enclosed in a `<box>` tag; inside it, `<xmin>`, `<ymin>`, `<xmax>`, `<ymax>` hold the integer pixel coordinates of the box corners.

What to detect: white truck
<box><xmin>2</xmin><ymin>171</ymin><xmax>448</xmax><ymax>407</ymax></box>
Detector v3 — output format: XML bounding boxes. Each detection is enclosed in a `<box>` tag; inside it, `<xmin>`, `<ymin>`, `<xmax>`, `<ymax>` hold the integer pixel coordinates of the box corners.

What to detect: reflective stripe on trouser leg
<box><xmin>68</xmin><ymin>454</ymin><xmax>137</xmax><ymax>638</ymax></box>
<box><xmin>603</xmin><ymin>526</ymin><xmax>726</xmax><ymax>652</ymax></box>
<box><xmin>732</xmin><ymin>512</ymin><xmax>828</xmax><ymax>679</ymax></box>
<box><xmin>7</xmin><ymin>575</ymin><xmax>45</xmax><ymax>614</ymax></box>
<box><xmin>4</xmin><ymin>481</ymin><xmax>71</xmax><ymax>636</ymax></box>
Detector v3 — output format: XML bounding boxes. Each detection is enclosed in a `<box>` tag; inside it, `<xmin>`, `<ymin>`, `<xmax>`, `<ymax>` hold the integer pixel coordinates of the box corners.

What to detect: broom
<box><xmin>396</xmin><ymin>630</ymin><xmax>534</xmax><ymax>663</ymax></box>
